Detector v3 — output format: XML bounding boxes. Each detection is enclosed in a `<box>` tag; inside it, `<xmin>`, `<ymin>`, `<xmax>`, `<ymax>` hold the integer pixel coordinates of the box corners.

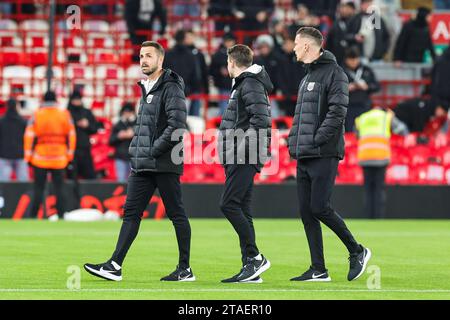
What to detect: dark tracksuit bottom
<box><xmin>30</xmin><ymin>167</ymin><xmax>66</xmax><ymax>218</ymax></box>
<box><xmin>297</xmin><ymin>157</ymin><xmax>360</xmax><ymax>272</ymax></box>
<box><xmin>220</xmin><ymin>164</ymin><xmax>259</xmax><ymax>265</ymax></box>
<box><xmin>111</xmin><ymin>171</ymin><xmax>191</xmax><ymax>269</ymax></box>
<box><xmin>362</xmin><ymin>166</ymin><xmax>387</xmax><ymax>219</ymax></box>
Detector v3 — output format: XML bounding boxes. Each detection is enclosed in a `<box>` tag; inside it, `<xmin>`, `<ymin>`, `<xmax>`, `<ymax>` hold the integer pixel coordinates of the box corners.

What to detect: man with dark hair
<box><xmin>0</xmin><ymin>98</ymin><xmax>28</xmax><ymax>182</ymax></box>
<box><xmin>325</xmin><ymin>1</ymin><xmax>356</xmax><ymax>66</ymax></box>
<box><xmin>163</xmin><ymin>30</ymin><xmax>200</xmax><ymax>98</ymax></box>
<box><xmin>343</xmin><ymin>46</ymin><xmax>380</xmax><ymax>132</ymax></box>
<box><xmin>288</xmin><ymin>27</ymin><xmax>371</xmax><ymax>282</ymax></box>
<box><xmin>84</xmin><ymin>41</ymin><xmax>194</xmax><ymax>282</ymax></box>
<box><xmin>68</xmin><ymin>90</ymin><xmax>99</xmax><ymax>180</ymax></box>
<box><xmin>218</xmin><ymin>44</ymin><xmax>273</xmax><ymax>283</ymax></box>
<box><xmin>210</xmin><ymin>32</ymin><xmax>236</xmax><ymax>114</ymax></box>
<box><xmin>109</xmin><ymin>103</ymin><xmax>136</xmax><ymax>182</ymax></box>
<box><xmin>347</xmin><ymin>0</ymin><xmax>390</xmax><ymax>61</ymax></box>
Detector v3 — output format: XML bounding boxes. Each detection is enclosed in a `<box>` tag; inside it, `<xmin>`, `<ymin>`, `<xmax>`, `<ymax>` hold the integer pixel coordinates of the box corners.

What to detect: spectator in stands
<box><xmin>208</xmin><ymin>0</ymin><xmax>234</xmax><ymax>32</ymax></box>
<box><xmin>292</xmin><ymin>0</ymin><xmax>340</xmax><ymax>18</ymax></box>
<box><xmin>355</xmin><ymin>107</ymin><xmax>409</xmax><ymax>219</ymax></box>
<box><xmin>109</xmin><ymin>103</ymin><xmax>136</xmax><ymax>183</ymax></box>
<box><xmin>124</xmin><ymin>0</ymin><xmax>167</xmax><ymax>54</ymax></box>
<box><xmin>394</xmin><ymin>97</ymin><xmax>436</xmax><ymax>133</ymax></box>
<box><xmin>287</xmin><ymin>4</ymin><xmax>322</xmax><ymax>36</ymax></box>
<box><xmin>184</xmin><ymin>30</ymin><xmax>209</xmax><ymax>117</ymax></box>
<box><xmin>24</xmin><ymin>91</ymin><xmax>76</xmax><ymax>220</ymax></box>
<box><xmin>209</xmin><ymin>32</ymin><xmax>236</xmax><ymax>115</ymax></box>
<box><xmin>164</xmin><ymin>30</ymin><xmax>200</xmax><ymax>98</ymax></box>
<box><xmin>394</xmin><ymin>7</ymin><xmax>435</xmax><ymax>63</ymax></box>
<box><xmin>325</xmin><ymin>2</ymin><xmax>357</xmax><ymax>66</ymax></box>
<box><xmin>232</xmin><ymin>0</ymin><xmax>274</xmax><ymax>43</ymax></box>
<box><xmin>278</xmin><ymin>36</ymin><xmax>306</xmax><ymax>116</ymax></box>
<box><xmin>68</xmin><ymin>90</ymin><xmax>99</xmax><ymax>180</ymax></box>
<box><xmin>343</xmin><ymin>47</ymin><xmax>381</xmax><ymax>132</ymax></box>
<box><xmin>347</xmin><ymin>0</ymin><xmax>391</xmax><ymax>62</ymax></box>
<box><xmin>270</xmin><ymin>19</ymin><xmax>288</xmax><ymax>55</ymax></box>
<box><xmin>0</xmin><ymin>98</ymin><xmax>28</xmax><ymax>182</ymax></box>
<box><xmin>254</xmin><ymin>34</ymin><xmax>286</xmax><ymax>117</ymax></box>
<box><xmin>430</xmin><ymin>44</ymin><xmax>450</xmax><ymax>113</ymax></box>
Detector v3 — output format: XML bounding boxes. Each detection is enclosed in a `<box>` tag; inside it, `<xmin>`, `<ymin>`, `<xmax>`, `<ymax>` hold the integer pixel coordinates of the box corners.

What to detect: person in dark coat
<box><xmin>109</xmin><ymin>103</ymin><xmax>136</xmax><ymax>182</ymax></box>
<box><xmin>343</xmin><ymin>47</ymin><xmax>381</xmax><ymax>132</ymax></box>
<box><xmin>325</xmin><ymin>2</ymin><xmax>356</xmax><ymax>66</ymax></box>
<box><xmin>278</xmin><ymin>36</ymin><xmax>306</xmax><ymax>116</ymax></box>
<box><xmin>163</xmin><ymin>30</ymin><xmax>200</xmax><ymax>98</ymax></box>
<box><xmin>67</xmin><ymin>90</ymin><xmax>99</xmax><ymax>180</ymax></box>
<box><xmin>84</xmin><ymin>41</ymin><xmax>194</xmax><ymax>283</ymax></box>
<box><xmin>0</xmin><ymin>98</ymin><xmax>28</xmax><ymax>182</ymax></box>
<box><xmin>208</xmin><ymin>0</ymin><xmax>234</xmax><ymax>32</ymax></box>
<box><xmin>430</xmin><ymin>44</ymin><xmax>450</xmax><ymax>112</ymax></box>
<box><xmin>209</xmin><ymin>32</ymin><xmax>236</xmax><ymax>115</ymax></box>
<box><xmin>184</xmin><ymin>30</ymin><xmax>209</xmax><ymax>116</ymax></box>
<box><xmin>232</xmin><ymin>0</ymin><xmax>274</xmax><ymax>31</ymax></box>
<box><xmin>124</xmin><ymin>0</ymin><xmax>167</xmax><ymax>44</ymax></box>
<box><xmin>218</xmin><ymin>44</ymin><xmax>272</xmax><ymax>283</ymax></box>
<box><xmin>394</xmin><ymin>7</ymin><xmax>435</xmax><ymax>63</ymax></box>
<box><xmin>288</xmin><ymin>27</ymin><xmax>370</xmax><ymax>282</ymax></box>
<box><xmin>347</xmin><ymin>0</ymin><xmax>390</xmax><ymax>61</ymax></box>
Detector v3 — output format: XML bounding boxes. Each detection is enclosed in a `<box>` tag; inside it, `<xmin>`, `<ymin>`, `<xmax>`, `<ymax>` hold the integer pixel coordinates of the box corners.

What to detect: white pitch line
<box><xmin>0</xmin><ymin>288</ymin><xmax>449</xmax><ymax>293</ymax></box>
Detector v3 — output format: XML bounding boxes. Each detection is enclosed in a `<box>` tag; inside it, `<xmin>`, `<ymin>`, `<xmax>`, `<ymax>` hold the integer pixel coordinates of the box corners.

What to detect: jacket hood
<box><xmin>313</xmin><ymin>50</ymin><xmax>337</xmax><ymax>65</ymax></box>
<box><xmin>234</xmin><ymin>64</ymin><xmax>274</xmax><ymax>94</ymax></box>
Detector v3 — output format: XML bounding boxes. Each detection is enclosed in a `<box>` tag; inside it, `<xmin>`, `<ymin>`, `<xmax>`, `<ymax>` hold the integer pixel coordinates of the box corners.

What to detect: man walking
<box><xmin>84</xmin><ymin>41</ymin><xmax>194</xmax><ymax>282</ymax></box>
<box><xmin>218</xmin><ymin>44</ymin><xmax>272</xmax><ymax>283</ymax></box>
<box><xmin>24</xmin><ymin>91</ymin><xmax>76</xmax><ymax>220</ymax></box>
<box><xmin>288</xmin><ymin>27</ymin><xmax>371</xmax><ymax>282</ymax></box>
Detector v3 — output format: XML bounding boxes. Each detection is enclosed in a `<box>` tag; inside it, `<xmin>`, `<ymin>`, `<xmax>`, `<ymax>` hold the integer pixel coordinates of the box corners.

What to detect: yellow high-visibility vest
<box><xmin>355</xmin><ymin>109</ymin><xmax>392</xmax><ymax>165</ymax></box>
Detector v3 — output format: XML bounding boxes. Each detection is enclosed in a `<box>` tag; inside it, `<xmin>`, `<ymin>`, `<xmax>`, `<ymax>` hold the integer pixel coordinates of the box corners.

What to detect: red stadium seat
<box><xmin>386</xmin><ymin>164</ymin><xmax>410</xmax><ymax>184</ymax></box>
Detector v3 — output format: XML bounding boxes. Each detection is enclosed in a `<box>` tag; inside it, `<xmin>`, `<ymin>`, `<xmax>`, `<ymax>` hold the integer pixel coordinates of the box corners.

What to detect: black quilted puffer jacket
<box><xmin>288</xmin><ymin>50</ymin><xmax>348</xmax><ymax>160</ymax></box>
<box><xmin>218</xmin><ymin>64</ymin><xmax>273</xmax><ymax>169</ymax></box>
<box><xmin>129</xmin><ymin>69</ymin><xmax>187</xmax><ymax>174</ymax></box>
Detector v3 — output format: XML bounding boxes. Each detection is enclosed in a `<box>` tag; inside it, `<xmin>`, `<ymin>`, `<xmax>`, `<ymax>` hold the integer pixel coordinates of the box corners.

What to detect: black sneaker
<box><xmin>84</xmin><ymin>260</ymin><xmax>122</xmax><ymax>281</ymax></box>
<box><xmin>222</xmin><ymin>254</ymin><xmax>270</xmax><ymax>283</ymax></box>
<box><xmin>160</xmin><ymin>266</ymin><xmax>196</xmax><ymax>282</ymax></box>
<box><xmin>290</xmin><ymin>267</ymin><xmax>331</xmax><ymax>282</ymax></box>
<box><xmin>348</xmin><ymin>245</ymin><xmax>372</xmax><ymax>281</ymax></box>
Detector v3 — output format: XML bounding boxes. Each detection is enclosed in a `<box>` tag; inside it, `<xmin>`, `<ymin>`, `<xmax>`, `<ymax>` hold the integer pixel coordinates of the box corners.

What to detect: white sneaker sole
<box><xmin>240</xmin><ymin>258</ymin><xmax>271</xmax><ymax>282</ymax></box>
<box><xmin>304</xmin><ymin>277</ymin><xmax>332</xmax><ymax>282</ymax></box>
<box><xmin>240</xmin><ymin>278</ymin><xmax>263</xmax><ymax>284</ymax></box>
<box><xmin>352</xmin><ymin>248</ymin><xmax>372</xmax><ymax>281</ymax></box>
<box><xmin>84</xmin><ymin>265</ymin><xmax>122</xmax><ymax>281</ymax></box>
<box><xmin>178</xmin><ymin>276</ymin><xmax>196</xmax><ymax>282</ymax></box>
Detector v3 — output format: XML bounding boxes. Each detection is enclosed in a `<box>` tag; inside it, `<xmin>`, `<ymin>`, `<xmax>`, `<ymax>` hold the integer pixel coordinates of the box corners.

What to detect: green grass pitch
<box><xmin>0</xmin><ymin>219</ymin><xmax>450</xmax><ymax>300</ymax></box>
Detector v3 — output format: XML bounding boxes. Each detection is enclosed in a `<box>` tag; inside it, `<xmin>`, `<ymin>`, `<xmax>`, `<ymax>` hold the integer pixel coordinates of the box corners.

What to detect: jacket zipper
<box><xmin>316</xmin><ymin>84</ymin><xmax>322</xmax><ymax>156</ymax></box>
<box><xmin>296</xmin><ymin>74</ymin><xmax>310</xmax><ymax>157</ymax></box>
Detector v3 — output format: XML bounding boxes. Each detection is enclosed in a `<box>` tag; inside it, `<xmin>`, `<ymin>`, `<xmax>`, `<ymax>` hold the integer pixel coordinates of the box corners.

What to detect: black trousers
<box><xmin>30</xmin><ymin>167</ymin><xmax>66</xmax><ymax>218</ymax></box>
<box><xmin>74</xmin><ymin>147</ymin><xmax>96</xmax><ymax>180</ymax></box>
<box><xmin>220</xmin><ymin>164</ymin><xmax>259</xmax><ymax>264</ymax></box>
<box><xmin>111</xmin><ymin>171</ymin><xmax>191</xmax><ymax>268</ymax></box>
<box><xmin>297</xmin><ymin>157</ymin><xmax>359</xmax><ymax>272</ymax></box>
<box><xmin>362</xmin><ymin>166</ymin><xmax>387</xmax><ymax>219</ymax></box>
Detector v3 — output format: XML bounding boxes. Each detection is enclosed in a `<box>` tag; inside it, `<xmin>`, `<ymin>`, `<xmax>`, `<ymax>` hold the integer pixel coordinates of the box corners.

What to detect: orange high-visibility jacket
<box><xmin>24</xmin><ymin>106</ymin><xmax>76</xmax><ymax>169</ymax></box>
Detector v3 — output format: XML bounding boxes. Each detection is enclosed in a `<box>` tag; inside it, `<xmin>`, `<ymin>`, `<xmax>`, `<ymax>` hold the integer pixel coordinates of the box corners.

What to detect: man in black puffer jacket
<box><xmin>288</xmin><ymin>27</ymin><xmax>371</xmax><ymax>283</ymax></box>
<box><xmin>84</xmin><ymin>41</ymin><xmax>195</xmax><ymax>283</ymax></box>
<box><xmin>218</xmin><ymin>44</ymin><xmax>272</xmax><ymax>284</ymax></box>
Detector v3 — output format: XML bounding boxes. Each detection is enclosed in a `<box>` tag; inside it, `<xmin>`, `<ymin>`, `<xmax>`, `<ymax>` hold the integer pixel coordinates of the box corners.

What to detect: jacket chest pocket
<box><xmin>304</xmin><ymin>82</ymin><xmax>323</xmax><ymax>127</ymax></box>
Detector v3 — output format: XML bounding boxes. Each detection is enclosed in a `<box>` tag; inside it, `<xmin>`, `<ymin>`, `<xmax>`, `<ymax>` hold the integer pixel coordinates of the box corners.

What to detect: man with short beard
<box><xmin>84</xmin><ymin>41</ymin><xmax>194</xmax><ymax>282</ymax></box>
